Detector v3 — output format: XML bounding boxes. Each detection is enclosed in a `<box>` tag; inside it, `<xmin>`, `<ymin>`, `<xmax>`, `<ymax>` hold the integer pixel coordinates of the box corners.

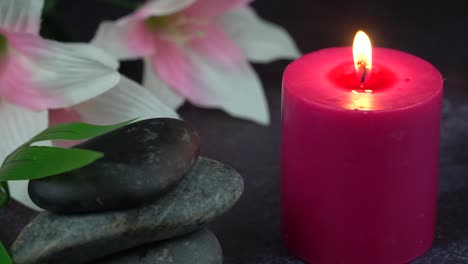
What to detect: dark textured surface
<box><xmin>95</xmin><ymin>229</ymin><xmax>223</xmax><ymax>264</ymax></box>
<box><xmin>10</xmin><ymin>157</ymin><xmax>243</xmax><ymax>264</ymax></box>
<box><xmin>1</xmin><ymin>1</ymin><xmax>468</xmax><ymax>263</ymax></box>
<box><xmin>28</xmin><ymin>118</ymin><xmax>200</xmax><ymax>213</ymax></box>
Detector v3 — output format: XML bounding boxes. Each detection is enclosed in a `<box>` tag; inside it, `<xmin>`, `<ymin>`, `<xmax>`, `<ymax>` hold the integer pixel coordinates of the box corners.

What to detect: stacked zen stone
<box><xmin>10</xmin><ymin>118</ymin><xmax>244</xmax><ymax>264</ymax></box>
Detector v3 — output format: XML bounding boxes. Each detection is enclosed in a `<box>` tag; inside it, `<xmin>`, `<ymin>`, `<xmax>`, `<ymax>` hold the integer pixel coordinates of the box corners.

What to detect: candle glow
<box><xmin>353</xmin><ymin>30</ymin><xmax>372</xmax><ymax>85</ymax></box>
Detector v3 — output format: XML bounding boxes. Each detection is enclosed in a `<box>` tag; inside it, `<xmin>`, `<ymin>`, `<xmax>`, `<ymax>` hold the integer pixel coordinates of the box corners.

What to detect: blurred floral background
<box><xmin>0</xmin><ymin>0</ymin><xmax>300</xmax><ymax>209</ymax></box>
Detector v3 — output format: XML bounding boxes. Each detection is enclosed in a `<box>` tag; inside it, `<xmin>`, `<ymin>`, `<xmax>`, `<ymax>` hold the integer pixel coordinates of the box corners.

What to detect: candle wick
<box><xmin>360</xmin><ymin>63</ymin><xmax>367</xmax><ymax>88</ymax></box>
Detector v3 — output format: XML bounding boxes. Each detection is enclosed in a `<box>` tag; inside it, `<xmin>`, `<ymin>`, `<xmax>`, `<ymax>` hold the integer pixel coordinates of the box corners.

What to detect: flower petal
<box><xmin>143</xmin><ymin>59</ymin><xmax>185</xmax><ymax>109</ymax></box>
<box><xmin>151</xmin><ymin>39</ymin><xmax>193</xmax><ymax>96</ymax></box>
<box><xmin>135</xmin><ymin>0</ymin><xmax>196</xmax><ymax>19</ymax></box>
<box><xmin>73</xmin><ymin>75</ymin><xmax>179</xmax><ymax>125</ymax></box>
<box><xmin>49</xmin><ymin>108</ymin><xmax>84</xmax><ymax>147</ymax></box>
<box><xmin>187</xmin><ymin>23</ymin><xmax>244</xmax><ymax>66</ymax></box>
<box><xmin>183</xmin><ymin>0</ymin><xmax>252</xmax><ymax>18</ymax></box>
<box><xmin>178</xmin><ymin>50</ymin><xmax>270</xmax><ymax>125</ymax></box>
<box><xmin>1</xmin><ymin>32</ymin><xmax>120</xmax><ymax>110</ymax></box>
<box><xmin>0</xmin><ymin>101</ymin><xmax>48</xmax><ymax>162</ymax></box>
<box><xmin>49</xmin><ymin>108</ymin><xmax>82</xmax><ymax>127</ymax></box>
<box><xmin>0</xmin><ymin>0</ymin><xmax>43</xmax><ymax>34</ymax></box>
<box><xmin>0</xmin><ymin>100</ymin><xmax>48</xmax><ymax>211</ymax></box>
<box><xmin>219</xmin><ymin>6</ymin><xmax>301</xmax><ymax>63</ymax></box>
<box><xmin>91</xmin><ymin>19</ymin><xmax>155</xmax><ymax>60</ymax></box>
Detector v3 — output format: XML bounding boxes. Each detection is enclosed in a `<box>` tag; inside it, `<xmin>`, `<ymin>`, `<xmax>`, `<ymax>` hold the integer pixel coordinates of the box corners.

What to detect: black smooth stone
<box><xmin>28</xmin><ymin>118</ymin><xmax>200</xmax><ymax>213</ymax></box>
<box><xmin>12</xmin><ymin>157</ymin><xmax>243</xmax><ymax>264</ymax></box>
<box><xmin>94</xmin><ymin>229</ymin><xmax>223</xmax><ymax>264</ymax></box>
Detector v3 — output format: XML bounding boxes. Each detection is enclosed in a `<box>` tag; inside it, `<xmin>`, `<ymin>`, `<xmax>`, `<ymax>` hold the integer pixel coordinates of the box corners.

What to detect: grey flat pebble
<box><xmin>29</xmin><ymin>118</ymin><xmax>200</xmax><ymax>213</ymax></box>
<box><xmin>11</xmin><ymin>157</ymin><xmax>243</xmax><ymax>264</ymax></box>
<box><xmin>94</xmin><ymin>229</ymin><xmax>222</xmax><ymax>264</ymax></box>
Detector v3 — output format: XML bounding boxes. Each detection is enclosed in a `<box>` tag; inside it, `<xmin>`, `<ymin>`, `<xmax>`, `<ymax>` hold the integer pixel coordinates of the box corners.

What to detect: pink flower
<box><xmin>0</xmin><ymin>0</ymin><xmax>178</xmax><ymax>210</ymax></box>
<box><xmin>92</xmin><ymin>0</ymin><xmax>301</xmax><ymax>125</ymax></box>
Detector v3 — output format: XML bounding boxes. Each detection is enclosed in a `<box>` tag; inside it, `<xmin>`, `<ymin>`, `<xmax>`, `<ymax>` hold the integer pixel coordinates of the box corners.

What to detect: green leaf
<box><xmin>0</xmin><ymin>146</ymin><xmax>103</xmax><ymax>181</ymax></box>
<box><xmin>0</xmin><ymin>241</ymin><xmax>12</xmax><ymax>264</ymax></box>
<box><xmin>0</xmin><ymin>182</ymin><xmax>10</xmax><ymax>208</ymax></box>
<box><xmin>26</xmin><ymin>118</ymin><xmax>136</xmax><ymax>145</ymax></box>
<box><xmin>43</xmin><ymin>0</ymin><xmax>57</xmax><ymax>14</ymax></box>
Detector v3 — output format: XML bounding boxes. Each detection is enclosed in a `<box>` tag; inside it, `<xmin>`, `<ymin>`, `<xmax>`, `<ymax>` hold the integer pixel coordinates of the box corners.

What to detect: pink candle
<box><xmin>281</xmin><ymin>31</ymin><xmax>443</xmax><ymax>264</ymax></box>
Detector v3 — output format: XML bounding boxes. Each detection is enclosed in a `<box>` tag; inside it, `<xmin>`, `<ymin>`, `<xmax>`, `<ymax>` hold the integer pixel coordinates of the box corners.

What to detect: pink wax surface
<box><xmin>281</xmin><ymin>47</ymin><xmax>443</xmax><ymax>264</ymax></box>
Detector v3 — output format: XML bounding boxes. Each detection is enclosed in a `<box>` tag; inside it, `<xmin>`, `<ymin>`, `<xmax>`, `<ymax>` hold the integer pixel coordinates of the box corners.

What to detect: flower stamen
<box><xmin>0</xmin><ymin>33</ymin><xmax>8</xmax><ymax>57</ymax></box>
<box><xmin>144</xmin><ymin>14</ymin><xmax>210</xmax><ymax>44</ymax></box>
<box><xmin>145</xmin><ymin>15</ymin><xmax>175</xmax><ymax>31</ymax></box>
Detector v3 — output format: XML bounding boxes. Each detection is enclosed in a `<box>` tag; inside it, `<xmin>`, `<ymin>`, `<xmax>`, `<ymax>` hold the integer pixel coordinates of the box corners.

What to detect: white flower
<box><xmin>92</xmin><ymin>0</ymin><xmax>301</xmax><ymax>125</ymax></box>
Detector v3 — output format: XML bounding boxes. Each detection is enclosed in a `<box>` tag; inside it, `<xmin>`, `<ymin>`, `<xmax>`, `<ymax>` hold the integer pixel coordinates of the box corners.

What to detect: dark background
<box><xmin>2</xmin><ymin>1</ymin><xmax>468</xmax><ymax>263</ymax></box>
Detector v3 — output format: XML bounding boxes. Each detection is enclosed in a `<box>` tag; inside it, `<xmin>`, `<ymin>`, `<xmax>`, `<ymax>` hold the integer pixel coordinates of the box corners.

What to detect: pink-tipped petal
<box><xmin>187</xmin><ymin>23</ymin><xmax>245</xmax><ymax>67</ymax></box>
<box><xmin>2</xmin><ymin>32</ymin><xmax>120</xmax><ymax>110</ymax></box>
<box><xmin>73</xmin><ymin>75</ymin><xmax>178</xmax><ymax>125</ymax></box>
<box><xmin>219</xmin><ymin>6</ymin><xmax>301</xmax><ymax>63</ymax></box>
<box><xmin>151</xmin><ymin>39</ymin><xmax>193</xmax><ymax>96</ymax></box>
<box><xmin>0</xmin><ymin>0</ymin><xmax>44</xmax><ymax>34</ymax></box>
<box><xmin>48</xmin><ymin>108</ymin><xmax>84</xmax><ymax>147</ymax></box>
<box><xmin>143</xmin><ymin>59</ymin><xmax>185</xmax><ymax>109</ymax></box>
<box><xmin>92</xmin><ymin>19</ymin><xmax>156</xmax><ymax>60</ymax></box>
<box><xmin>0</xmin><ymin>49</ymin><xmax>50</xmax><ymax>109</ymax></box>
<box><xmin>183</xmin><ymin>0</ymin><xmax>252</xmax><ymax>18</ymax></box>
<box><xmin>0</xmin><ymin>100</ymin><xmax>48</xmax><ymax>211</ymax></box>
<box><xmin>134</xmin><ymin>0</ymin><xmax>197</xmax><ymax>19</ymax></box>
<box><xmin>49</xmin><ymin>108</ymin><xmax>83</xmax><ymax>126</ymax></box>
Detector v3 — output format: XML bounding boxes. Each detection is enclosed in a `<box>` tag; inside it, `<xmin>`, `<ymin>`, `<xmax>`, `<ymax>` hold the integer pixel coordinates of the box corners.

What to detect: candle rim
<box><xmin>283</xmin><ymin>47</ymin><xmax>444</xmax><ymax>113</ymax></box>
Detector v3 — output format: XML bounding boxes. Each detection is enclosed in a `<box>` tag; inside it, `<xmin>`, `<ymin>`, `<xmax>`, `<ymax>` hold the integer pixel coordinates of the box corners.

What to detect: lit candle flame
<box><xmin>353</xmin><ymin>30</ymin><xmax>372</xmax><ymax>86</ymax></box>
